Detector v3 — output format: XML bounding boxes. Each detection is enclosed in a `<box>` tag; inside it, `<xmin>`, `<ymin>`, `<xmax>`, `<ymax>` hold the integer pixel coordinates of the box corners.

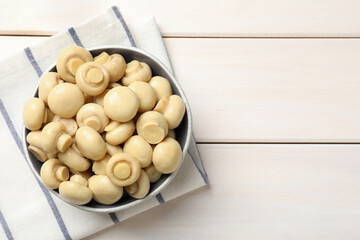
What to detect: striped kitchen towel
<box><xmin>0</xmin><ymin>6</ymin><xmax>208</xmax><ymax>240</ymax></box>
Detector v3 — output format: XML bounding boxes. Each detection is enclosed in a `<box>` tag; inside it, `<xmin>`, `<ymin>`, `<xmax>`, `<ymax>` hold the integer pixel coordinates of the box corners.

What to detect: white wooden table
<box><xmin>2</xmin><ymin>1</ymin><xmax>360</xmax><ymax>239</ymax></box>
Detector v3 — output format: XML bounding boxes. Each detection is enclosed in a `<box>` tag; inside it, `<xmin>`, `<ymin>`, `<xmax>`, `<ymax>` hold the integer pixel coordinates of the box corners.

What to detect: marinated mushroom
<box><xmin>92</xmin><ymin>154</ymin><xmax>111</xmax><ymax>175</ymax></box>
<box><xmin>94</xmin><ymin>52</ymin><xmax>126</xmax><ymax>83</ymax></box>
<box><xmin>52</xmin><ymin>115</ymin><xmax>78</xmax><ymax>136</ymax></box>
<box><xmin>76</xmin><ymin>103</ymin><xmax>109</xmax><ymax>133</ymax></box>
<box><xmin>41</xmin><ymin>122</ymin><xmax>72</xmax><ymax>154</ymax></box>
<box><xmin>123</xmin><ymin>135</ymin><xmax>152</xmax><ymax>168</ymax></box>
<box><xmin>125</xmin><ymin>170</ymin><xmax>150</xmax><ymax>199</ymax></box>
<box><xmin>105</xmin><ymin>120</ymin><xmax>135</xmax><ymax>145</ymax></box>
<box><xmin>26</xmin><ymin>130</ymin><xmax>42</xmax><ymax>149</ymax></box>
<box><xmin>23</xmin><ymin>98</ymin><xmax>47</xmax><ymax>130</ymax></box>
<box><xmin>56</xmin><ymin>46</ymin><xmax>93</xmax><ymax>83</ymax></box>
<box><xmin>58</xmin><ymin>145</ymin><xmax>91</xmax><ymax>172</ymax></box>
<box><xmin>76</xmin><ymin>62</ymin><xmax>110</xmax><ymax>96</ymax></box>
<box><xmin>152</xmin><ymin>138</ymin><xmax>182</xmax><ymax>174</ymax></box>
<box><xmin>121</xmin><ymin>60</ymin><xmax>152</xmax><ymax>86</ymax></box>
<box><xmin>40</xmin><ymin>158</ymin><xmax>69</xmax><ymax>189</ymax></box>
<box><xmin>47</xmin><ymin>83</ymin><xmax>85</xmax><ymax>118</ymax></box>
<box><xmin>128</xmin><ymin>81</ymin><xmax>157</xmax><ymax>113</ymax></box>
<box><xmin>154</xmin><ymin>95</ymin><xmax>185</xmax><ymax>129</ymax></box>
<box><xmin>38</xmin><ymin>72</ymin><xmax>63</xmax><ymax>105</ymax></box>
<box><xmin>105</xmin><ymin>142</ymin><xmax>123</xmax><ymax>156</ymax></box>
<box><xmin>75</xmin><ymin>126</ymin><xmax>106</xmax><ymax>161</ymax></box>
<box><xmin>103</xmin><ymin>86</ymin><xmax>139</xmax><ymax>122</ymax></box>
<box><xmin>136</xmin><ymin>111</ymin><xmax>168</xmax><ymax>144</ymax></box>
<box><xmin>27</xmin><ymin>130</ymin><xmax>48</xmax><ymax>162</ymax></box>
<box><xmin>144</xmin><ymin>164</ymin><xmax>162</xmax><ymax>183</ymax></box>
<box><xmin>59</xmin><ymin>174</ymin><xmax>93</xmax><ymax>205</ymax></box>
<box><xmin>148</xmin><ymin>76</ymin><xmax>173</xmax><ymax>101</ymax></box>
<box><xmin>106</xmin><ymin>153</ymin><xmax>141</xmax><ymax>186</ymax></box>
<box><xmin>88</xmin><ymin>175</ymin><xmax>123</xmax><ymax>205</ymax></box>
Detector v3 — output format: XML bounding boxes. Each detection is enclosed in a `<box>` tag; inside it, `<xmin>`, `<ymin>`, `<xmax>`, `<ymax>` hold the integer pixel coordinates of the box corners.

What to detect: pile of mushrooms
<box><xmin>23</xmin><ymin>46</ymin><xmax>185</xmax><ymax>206</ymax></box>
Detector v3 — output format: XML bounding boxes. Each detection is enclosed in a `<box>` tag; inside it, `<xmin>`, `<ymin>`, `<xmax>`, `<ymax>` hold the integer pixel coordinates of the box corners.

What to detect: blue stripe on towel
<box><xmin>0</xmin><ymin>99</ymin><xmax>72</xmax><ymax>240</ymax></box>
<box><xmin>109</xmin><ymin>213</ymin><xmax>119</xmax><ymax>224</ymax></box>
<box><xmin>111</xmin><ymin>6</ymin><xmax>137</xmax><ymax>47</ymax></box>
<box><xmin>24</xmin><ymin>47</ymin><xmax>43</xmax><ymax>77</ymax></box>
<box><xmin>0</xmin><ymin>210</ymin><xmax>14</xmax><ymax>240</ymax></box>
<box><xmin>155</xmin><ymin>194</ymin><xmax>165</xmax><ymax>204</ymax></box>
<box><xmin>68</xmin><ymin>27</ymin><xmax>84</xmax><ymax>47</ymax></box>
<box><xmin>187</xmin><ymin>149</ymin><xmax>209</xmax><ymax>185</ymax></box>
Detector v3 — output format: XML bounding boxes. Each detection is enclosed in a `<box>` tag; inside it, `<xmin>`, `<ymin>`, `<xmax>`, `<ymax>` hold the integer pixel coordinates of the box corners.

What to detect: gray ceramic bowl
<box><xmin>22</xmin><ymin>46</ymin><xmax>192</xmax><ymax>213</ymax></box>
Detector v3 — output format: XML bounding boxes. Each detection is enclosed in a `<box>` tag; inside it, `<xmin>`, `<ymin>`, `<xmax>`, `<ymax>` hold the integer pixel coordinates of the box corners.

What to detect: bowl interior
<box><xmin>23</xmin><ymin>46</ymin><xmax>191</xmax><ymax>212</ymax></box>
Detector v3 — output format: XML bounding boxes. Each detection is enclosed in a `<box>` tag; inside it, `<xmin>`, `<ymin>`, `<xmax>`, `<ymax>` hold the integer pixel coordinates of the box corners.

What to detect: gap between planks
<box><xmin>3</xmin><ymin>33</ymin><xmax>360</xmax><ymax>39</ymax></box>
<box><xmin>197</xmin><ymin>142</ymin><xmax>360</xmax><ymax>145</ymax></box>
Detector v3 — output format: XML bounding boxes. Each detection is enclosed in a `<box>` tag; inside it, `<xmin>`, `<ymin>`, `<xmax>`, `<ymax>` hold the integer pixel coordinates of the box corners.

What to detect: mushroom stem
<box><xmin>114</xmin><ymin>162</ymin><xmax>131</xmax><ymax>180</ymax></box>
<box><xmin>56</xmin><ymin>166</ymin><xmax>69</xmax><ymax>182</ymax></box>
<box><xmin>84</xmin><ymin>115</ymin><xmax>101</xmax><ymax>131</ymax></box>
<box><xmin>57</xmin><ymin>133</ymin><xmax>72</xmax><ymax>152</ymax></box>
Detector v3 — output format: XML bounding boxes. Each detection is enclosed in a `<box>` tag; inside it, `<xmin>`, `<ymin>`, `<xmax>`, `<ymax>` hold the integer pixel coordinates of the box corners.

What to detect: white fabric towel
<box><xmin>0</xmin><ymin>6</ymin><xmax>208</xmax><ymax>240</ymax></box>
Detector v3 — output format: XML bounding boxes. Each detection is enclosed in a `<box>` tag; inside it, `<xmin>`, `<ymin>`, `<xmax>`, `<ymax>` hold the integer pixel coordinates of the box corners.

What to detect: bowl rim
<box><xmin>22</xmin><ymin>45</ymin><xmax>193</xmax><ymax>213</ymax></box>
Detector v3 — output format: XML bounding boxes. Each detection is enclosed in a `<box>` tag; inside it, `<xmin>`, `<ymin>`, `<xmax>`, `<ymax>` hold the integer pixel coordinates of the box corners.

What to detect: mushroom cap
<box><xmin>128</xmin><ymin>81</ymin><xmax>157</xmax><ymax>113</ymax></box>
<box><xmin>97</xmin><ymin>53</ymin><xmax>126</xmax><ymax>83</ymax></box>
<box><xmin>123</xmin><ymin>135</ymin><xmax>152</xmax><ymax>168</ymax></box>
<box><xmin>41</xmin><ymin>122</ymin><xmax>72</xmax><ymax>154</ymax></box>
<box><xmin>92</xmin><ymin>154</ymin><xmax>111</xmax><ymax>175</ymax></box>
<box><xmin>93</xmin><ymin>52</ymin><xmax>109</xmax><ymax>64</ymax></box>
<box><xmin>39</xmin><ymin>72</ymin><xmax>63</xmax><ymax>105</ymax></box>
<box><xmin>23</xmin><ymin>98</ymin><xmax>46</xmax><ymax>130</ymax></box>
<box><xmin>144</xmin><ymin>164</ymin><xmax>162</xmax><ymax>183</ymax></box>
<box><xmin>56</xmin><ymin>46</ymin><xmax>93</xmax><ymax>83</ymax></box>
<box><xmin>76</xmin><ymin>62</ymin><xmax>110</xmax><ymax>96</ymax></box>
<box><xmin>75</xmin><ymin>126</ymin><xmax>106</xmax><ymax>161</ymax></box>
<box><xmin>105</xmin><ymin>142</ymin><xmax>123</xmax><ymax>156</ymax></box>
<box><xmin>58</xmin><ymin>145</ymin><xmax>91</xmax><ymax>172</ymax></box>
<box><xmin>136</xmin><ymin>111</ymin><xmax>168</xmax><ymax>144</ymax></box>
<box><xmin>76</xmin><ymin>103</ymin><xmax>109</xmax><ymax>133</ymax></box>
<box><xmin>103</xmin><ymin>86</ymin><xmax>139</xmax><ymax>122</ymax></box>
<box><xmin>28</xmin><ymin>145</ymin><xmax>48</xmax><ymax>162</ymax></box>
<box><xmin>26</xmin><ymin>130</ymin><xmax>42</xmax><ymax>149</ymax></box>
<box><xmin>52</xmin><ymin>115</ymin><xmax>78</xmax><ymax>136</ymax></box>
<box><xmin>59</xmin><ymin>179</ymin><xmax>93</xmax><ymax>205</ymax></box>
<box><xmin>106</xmin><ymin>152</ymin><xmax>141</xmax><ymax>187</ymax></box>
<box><xmin>105</xmin><ymin>120</ymin><xmax>135</xmax><ymax>145</ymax></box>
<box><xmin>148</xmin><ymin>76</ymin><xmax>173</xmax><ymax>102</ymax></box>
<box><xmin>125</xmin><ymin>170</ymin><xmax>150</xmax><ymax>199</ymax></box>
<box><xmin>48</xmin><ymin>83</ymin><xmax>85</xmax><ymax>118</ymax></box>
<box><xmin>152</xmin><ymin>138</ymin><xmax>182</xmax><ymax>174</ymax></box>
<box><xmin>88</xmin><ymin>175</ymin><xmax>123</xmax><ymax>205</ymax></box>
<box><xmin>154</xmin><ymin>95</ymin><xmax>185</xmax><ymax>129</ymax></box>
<box><xmin>121</xmin><ymin>60</ymin><xmax>152</xmax><ymax>86</ymax></box>
<box><xmin>40</xmin><ymin>158</ymin><xmax>69</xmax><ymax>189</ymax></box>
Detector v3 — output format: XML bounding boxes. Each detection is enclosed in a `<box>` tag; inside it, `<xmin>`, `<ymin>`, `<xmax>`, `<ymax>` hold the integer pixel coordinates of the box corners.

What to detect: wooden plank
<box><xmin>83</xmin><ymin>144</ymin><xmax>360</xmax><ymax>239</ymax></box>
<box><xmin>2</xmin><ymin>36</ymin><xmax>360</xmax><ymax>142</ymax></box>
<box><xmin>1</xmin><ymin>0</ymin><xmax>360</xmax><ymax>37</ymax></box>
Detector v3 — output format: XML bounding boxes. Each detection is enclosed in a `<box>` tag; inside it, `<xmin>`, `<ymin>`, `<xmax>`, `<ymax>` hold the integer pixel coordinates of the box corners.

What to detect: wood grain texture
<box><xmin>1</xmin><ymin>0</ymin><xmax>360</xmax><ymax>37</ymax></box>
<box><xmin>1</xmin><ymin>36</ymin><xmax>360</xmax><ymax>142</ymax></box>
<box><xmin>83</xmin><ymin>144</ymin><xmax>360</xmax><ymax>240</ymax></box>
